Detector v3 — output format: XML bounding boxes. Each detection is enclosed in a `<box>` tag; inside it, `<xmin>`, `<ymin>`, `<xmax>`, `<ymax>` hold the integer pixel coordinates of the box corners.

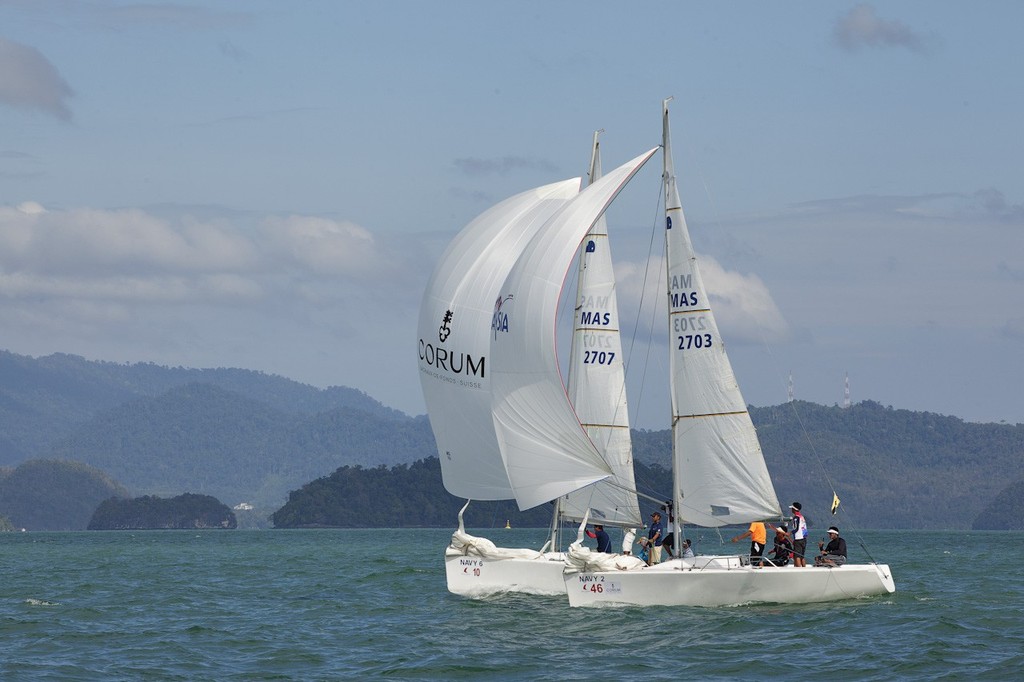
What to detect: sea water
<box><xmin>2</xmin><ymin>529</ymin><xmax>1021</xmax><ymax>680</ymax></box>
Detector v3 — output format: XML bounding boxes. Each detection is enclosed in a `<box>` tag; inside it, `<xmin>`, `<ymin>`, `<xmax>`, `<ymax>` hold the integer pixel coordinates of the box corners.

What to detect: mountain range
<box><xmin>1</xmin><ymin>350</ymin><xmax>1022</xmax><ymax>530</ymax></box>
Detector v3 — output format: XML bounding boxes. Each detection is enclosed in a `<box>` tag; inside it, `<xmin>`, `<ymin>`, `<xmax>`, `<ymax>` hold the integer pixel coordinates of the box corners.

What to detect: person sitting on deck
<box><xmin>766</xmin><ymin>525</ymin><xmax>793</xmax><ymax>566</ymax></box>
<box><xmin>814</xmin><ymin>526</ymin><xmax>847</xmax><ymax>567</ymax></box>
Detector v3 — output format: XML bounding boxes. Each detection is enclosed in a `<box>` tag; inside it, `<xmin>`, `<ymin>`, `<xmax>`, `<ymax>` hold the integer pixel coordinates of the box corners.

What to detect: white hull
<box><xmin>564</xmin><ymin>557</ymin><xmax>896</xmax><ymax>607</ymax></box>
<box><xmin>445</xmin><ymin>549</ymin><xmax>568</xmax><ymax>597</ymax></box>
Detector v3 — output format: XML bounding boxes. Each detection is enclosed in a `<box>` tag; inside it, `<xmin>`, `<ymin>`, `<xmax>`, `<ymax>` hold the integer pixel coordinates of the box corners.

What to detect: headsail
<box><xmin>662</xmin><ymin>100</ymin><xmax>781</xmax><ymax>527</ymax></box>
<box><xmin>561</xmin><ymin>132</ymin><xmax>643</xmax><ymax>528</ymax></box>
<box><xmin>418</xmin><ymin>179</ymin><xmax>581</xmax><ymax>500</ymax></box>
<box><xmin>491</xmin><ymin>148</ymin><xmax>658</xmax><ymax>511</ymax></box>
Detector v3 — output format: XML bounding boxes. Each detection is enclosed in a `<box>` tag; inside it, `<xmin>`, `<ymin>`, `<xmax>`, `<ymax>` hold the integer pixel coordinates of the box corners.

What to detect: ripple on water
<box><xmin>1</xmin><ymin>529</ymin><xmax>1022</xmax><ymax>680</ymax></box>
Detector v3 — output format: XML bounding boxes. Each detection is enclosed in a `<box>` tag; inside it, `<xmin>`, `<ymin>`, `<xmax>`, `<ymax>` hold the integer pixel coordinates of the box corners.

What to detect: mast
<box><xmin>559</xmin><ymin>131</ymin><xmax>603</xmax><ymax>551</ymax></box>
<box><xmin>663</xmin><ymin>98</ymin><xmax>683</xmax><ymax>558</ymax></box>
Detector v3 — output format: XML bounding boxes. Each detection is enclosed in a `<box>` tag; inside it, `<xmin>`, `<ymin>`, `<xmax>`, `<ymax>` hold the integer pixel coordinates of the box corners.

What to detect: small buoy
<box><xmin>504</xmin><ymin>520</ymin><xmax>511</xmax><ymax>529</ymax></box>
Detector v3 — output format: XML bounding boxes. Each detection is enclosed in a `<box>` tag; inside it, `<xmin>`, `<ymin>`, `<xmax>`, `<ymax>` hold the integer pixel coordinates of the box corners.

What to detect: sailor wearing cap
<box><xmin>815</xmin><ymin>526</ymin><xmax>847</xmax><ymax>567</ymax></box>
<box><xmin>643</xmin><ymin>511</ymin><xmax>663</xmax><ymax>565</ymax></box>
<box><xmin>789</xmin><ymin>502</ymin><xmax>809</xmax><ymax>567</ymax></box>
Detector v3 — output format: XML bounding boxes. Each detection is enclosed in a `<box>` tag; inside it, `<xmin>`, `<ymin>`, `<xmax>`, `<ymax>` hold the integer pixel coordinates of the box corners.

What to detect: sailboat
<box><xmin>418</xmin><ymin>137</ymin><xmax>650</xmax><ymax>596</ymax></box>
<box><xmin>558</xmin><ymin>100</ymin><xmax>896</xmax><ymax>606</ymax></box>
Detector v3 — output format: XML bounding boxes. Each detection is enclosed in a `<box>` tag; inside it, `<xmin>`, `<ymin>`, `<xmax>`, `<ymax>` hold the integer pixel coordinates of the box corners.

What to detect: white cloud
<box><xmin>699</xmin><ymin>256</ymin><xmax>791</xmax><ymax>344</ymax></box>
<box><xmin>0</xmin><ymin>204</ymin><xmax>399</xmax><ymax>306</ymax></box>
<box><xmin>260</xmin><ymin>215</ymin><xmax>380</xmax><ymax>276</ymax></box>
<box><xmin>833</xmin><ymin>4</ymin><xmax>926</xmax><ymax>53</ymax></box>
<box><xmin>0</xmin><ymin>36</ymin><xmax>73</xmax><ymax>120</ymax></box>
<box><xmin>0</xmin><ymin>206</ymin><xmax>257</xmax><ymax>275</ymax></box>
<box><xmin>0</xmin><ymin>200</ymin><xmax>432</xmax><ymax>411</ymax></box>
<box><xmin>613</xmin><ymin>253</ymin><xmax>791</xmax><ymax>346</ymax></box>
<box><xmin>16</xmin><ymin>201</ymin><xmax>45</xmax><ymax>214</ymax></box>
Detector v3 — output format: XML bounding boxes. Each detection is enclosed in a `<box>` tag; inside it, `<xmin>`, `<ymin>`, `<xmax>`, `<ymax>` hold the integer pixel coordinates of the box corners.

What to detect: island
<box><xmin>87</xmin><ymin>493</ymin><xmax>237</xmax><ymax>530</ymax></box>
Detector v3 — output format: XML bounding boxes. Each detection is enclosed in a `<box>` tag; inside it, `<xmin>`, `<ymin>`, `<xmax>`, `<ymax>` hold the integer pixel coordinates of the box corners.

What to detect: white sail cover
<box><xmin>562</xmin><ymin>134</ymin><xmax>643</xmax><ymax>528</ymax></box>
<box><xmin>491</xmin><ymin>148</ymin><xmax>658</xmax><ymax>511</ymax></box>
<box><xmin>418</xmin><ymin>179</ymin><xmax>581</xmax><ymax>500</ymax></box>
<box><xmin>662</xmin><ymin>101</ymin><xmax>781</xmax><ymax>527</ymax></box>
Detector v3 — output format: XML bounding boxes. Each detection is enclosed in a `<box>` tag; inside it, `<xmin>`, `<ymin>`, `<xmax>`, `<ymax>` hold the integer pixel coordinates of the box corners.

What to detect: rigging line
<box><xmin>620</xmin><ymin>169</ymin><xmax>666</xmax><ymax>407</ymax></box>
<box><xmin>679</xmin><ymin>109</ymin><xmax>877</xmax><ymax>559</ymax></box>
<box><xmin>618</xmin><ymin>175</ymin><xmax>671</xmax><ymax>503</ymax></box>
<box><xmin>772</xmin><ymin>358</ymin><xmax>878</xmax><ymax>552</ymax></box>
<box><xmin>750</xmin><ymin>274</ymin><xmax>875</xmax><ymax>553</ymax></box>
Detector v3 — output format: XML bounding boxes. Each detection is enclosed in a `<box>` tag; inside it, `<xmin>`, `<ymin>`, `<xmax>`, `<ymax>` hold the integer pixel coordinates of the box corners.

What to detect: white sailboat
<box><xmin>561</xmin><ymin>100</ymin><xmax>896</xmax><ymax>606</ymax></box>
<box><xmin>419</xmin><ymin>143</ymin><xmax>652</xmax><ymax>596</ymax></box>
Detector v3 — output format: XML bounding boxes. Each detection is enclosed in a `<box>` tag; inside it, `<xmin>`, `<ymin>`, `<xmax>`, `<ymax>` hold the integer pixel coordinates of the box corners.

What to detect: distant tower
<box><xmin>843</xmin><ymin>372</ymin><xmax>851</xmax><ymax>409</ymax></box>
<box><xmin>788</xmin><ymin>371</ymin><xmax>794</xmax><ymax>403</ymax></box>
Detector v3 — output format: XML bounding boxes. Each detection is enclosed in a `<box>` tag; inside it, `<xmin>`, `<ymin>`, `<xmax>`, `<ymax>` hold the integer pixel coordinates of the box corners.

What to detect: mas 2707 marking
<box><xmin>583</xmin><ymin>351</ymin><xmax>615</xmax><ymax>365</ymax></box>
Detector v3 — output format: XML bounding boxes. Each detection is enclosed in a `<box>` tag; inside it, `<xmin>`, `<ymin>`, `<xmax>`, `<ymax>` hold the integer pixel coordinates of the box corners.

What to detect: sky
<box><xmin>1</xmin><ymin>1</ymin><xmax>1022</xmax><ymax>428</ymax></box>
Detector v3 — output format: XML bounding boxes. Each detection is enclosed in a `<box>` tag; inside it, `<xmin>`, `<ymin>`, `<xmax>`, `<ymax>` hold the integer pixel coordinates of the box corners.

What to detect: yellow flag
<box><xmin>830</xmin><ymin>492</ymin><xmax>841</xmax><ymax>515</ymax></box>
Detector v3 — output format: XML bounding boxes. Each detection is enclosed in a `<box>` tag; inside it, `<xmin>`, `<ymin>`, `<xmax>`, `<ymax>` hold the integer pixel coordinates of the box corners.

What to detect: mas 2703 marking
<box><xmin>677</xmin><ymin>333</ymin><xmax>712</xmax><ymax>350</ymax></box>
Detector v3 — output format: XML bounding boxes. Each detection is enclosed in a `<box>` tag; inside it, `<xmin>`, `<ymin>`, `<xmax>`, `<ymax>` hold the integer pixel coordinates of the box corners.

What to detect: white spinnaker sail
<box><xmin>662</xmin><ymin>101</ymin><xmax>781</xmax><ymax>527</ymax></box>
<box><xmin>418</xmin><ymin>179</ymin><xmax>581</xmax><ymax>500</ymax></box>
<box><xmin>492</xmin><ymin>148</ymin><xmax>658</xmax><ymax>511</ymax></box>
<box><xmin>562</xmin><ymin>133</ymin><xmax>642</xmax><ymax>527</ymax></box>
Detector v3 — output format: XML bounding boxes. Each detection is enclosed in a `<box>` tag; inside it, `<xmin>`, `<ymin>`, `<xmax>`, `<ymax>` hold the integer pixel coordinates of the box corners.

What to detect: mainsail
<box><xmin>491</xmin><ymin>148</ymin><xmax>658</xmax><ymax>511</ymax></box>
<box><xmin>561</xmin><ymin>132</ymin><xmax>643</xmax><ymax>528</ymax></box>
<box><xmin>662</xmin><ymin>101</ymin><xmax>781</xmax><ymax>527</ymax></box>
<box><xmin>418</xmin><ymin>179</ymin><xmax>581</xmax><ymax>500</ymax></box>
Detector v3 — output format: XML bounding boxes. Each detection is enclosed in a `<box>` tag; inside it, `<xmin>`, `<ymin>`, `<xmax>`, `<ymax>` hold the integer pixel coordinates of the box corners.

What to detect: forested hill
<box><xmin>972</xmin><ymin>479</ymin><xmax>1024</xmax><ymax>530</ymax></box>
<box><xmin>0</xmin><ymin>350</ymin><xmax>402</xmax><ymax>464</ymax></box>
<box><xmin>271</xmin><ymin>458</ymin><xmax>673</xmax><ymax>529</ymax></box>
<box><xmin>0</xmin><ymin>459</ymin><xmax>129</xmax><ymax>530</ymax></box>
<box><xmin>273</xmin><ymin>400</ymin><xmax>1024</xmax><ymax>530</ymax></box>
<box><xmin>2</xmin><ymin>350</ymin><xmax>1022</xmax><ymax>529</ymax></box>
<box><xmin>41</xmin><ymin>382</ymin><xmax>434</xmax><ymax>508</ymax></box>
<box><xmin>0</xmin><ymin>350</ymin><xmax>428</xmax><ymax>511</ymax></box>
<box><xmin>633</xmin><ymin>400</ymin><xmax>1024</xmax><ymax>530</ymax></box>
